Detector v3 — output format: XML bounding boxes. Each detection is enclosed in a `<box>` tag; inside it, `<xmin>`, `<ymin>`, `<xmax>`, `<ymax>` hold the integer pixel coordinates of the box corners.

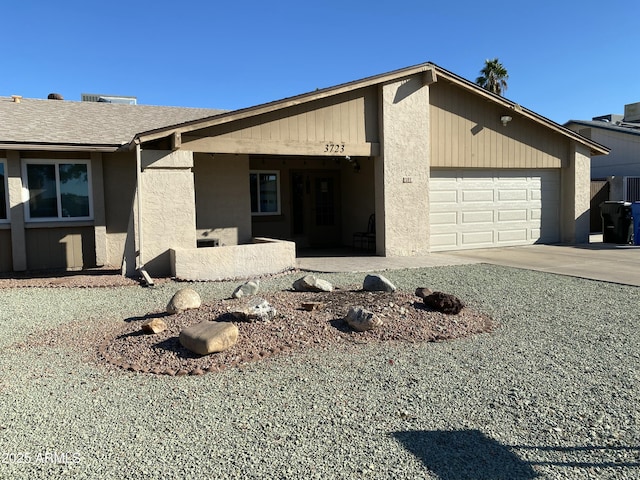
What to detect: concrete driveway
<box><xmin>445</xmin><ymin>242</ymin><xmax>640</xmax><ymax>287</ymax></box>
<box><xmin>298</xmin><ymin>240</ymin><xmax>640</xmax><ymax>287</ymax></box>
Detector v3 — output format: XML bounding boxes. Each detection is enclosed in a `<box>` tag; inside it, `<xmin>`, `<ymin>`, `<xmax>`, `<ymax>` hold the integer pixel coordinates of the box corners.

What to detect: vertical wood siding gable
<box><xmin>430</xmin><ymin>81</ymin><xmax>567</xmax><ymax>169</ymax></box>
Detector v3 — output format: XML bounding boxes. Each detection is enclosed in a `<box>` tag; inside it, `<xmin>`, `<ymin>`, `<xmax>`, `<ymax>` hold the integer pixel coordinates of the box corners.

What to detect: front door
<box><xmin>291</xmin><ymin>170</ymin><xmax>341</xmax><ymax>247</ymax></box>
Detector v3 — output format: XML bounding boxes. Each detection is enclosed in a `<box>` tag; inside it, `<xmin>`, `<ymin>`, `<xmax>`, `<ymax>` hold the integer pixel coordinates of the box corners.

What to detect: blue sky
<box><xmin>4</xmin><ymin>1</ymin><xmax>638</xmax><ymax>124</ymax></box>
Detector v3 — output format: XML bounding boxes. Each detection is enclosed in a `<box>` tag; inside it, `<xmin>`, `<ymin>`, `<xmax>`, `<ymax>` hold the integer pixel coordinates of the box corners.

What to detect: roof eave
<box><xmin>0</xmin><ymin>141</ymin><xmax>123</xmax><ymax>153</ymax></box>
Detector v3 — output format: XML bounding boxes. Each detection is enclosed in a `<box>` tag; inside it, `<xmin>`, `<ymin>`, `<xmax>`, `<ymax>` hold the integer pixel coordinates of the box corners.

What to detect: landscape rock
<box><xmin>179</xmin><ymin>321</ymin><xmax>239</xmax><ymax>355</ymax></box>
<box><xmin>415</xmin><ymin>287</ymin><xmax>433</xmax><ymax>299</ymax></box>
<box><xmin>141</xmin><ymin>318</ymin><xmax>167</xmax><ymax>334</ymax></box>
<box><xmin>231</xmin><ymin>297</ymin><xmax>277</xmax><ymax>322</ymax></box>
<box><xmin>167</xmin><ymin>288</ymin><xmax>202</xmax><ymax>314</ymax></box>
<box><xmin>345</xmin><ymin>306</ymin><xmax>383</xmax><ymax>332</ymax></box>
<box><xmin>423</xmin><ymin>291</ymin><xmax>464</xmax><ymax>315</ymax></box>
<box><xmin>292</xmin><ymin>274</ymin><xmax>333</xmax><ymax>292</ymax></box>
<box><xmin>363</xmin><ymin>274</ymin><xmax>396</xmax><ymax>292</ymax></box>
<box><xmin>232</xmin><ymin>280</ymin><xmax>260</xmax><ymax>299</ymax></box>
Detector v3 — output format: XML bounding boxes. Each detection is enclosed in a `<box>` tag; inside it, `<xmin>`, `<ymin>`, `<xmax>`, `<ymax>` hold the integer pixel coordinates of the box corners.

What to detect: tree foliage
<box><xmin>476</xmin><ymin>58</ymin><xmax>509</xmax><ymax>95</ymax></box>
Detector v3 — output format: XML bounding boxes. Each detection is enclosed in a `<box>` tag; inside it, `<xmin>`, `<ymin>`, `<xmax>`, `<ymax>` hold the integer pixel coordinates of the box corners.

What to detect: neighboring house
<box><xmin>0</xmin><ymin>62</ymin><xmax>608</xmax><ymax>280</ymax></box>
<box><xmin>565</xmin><ymin>105</ymin><xmax>640</xmax><ymax>202</ymax></box>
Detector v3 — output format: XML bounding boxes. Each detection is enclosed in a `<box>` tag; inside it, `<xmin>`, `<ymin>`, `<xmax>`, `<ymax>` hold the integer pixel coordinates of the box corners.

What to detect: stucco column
<box><xmin>7</xmin><ymin>151</ymin><xmax>26</xmax><ymax>271</ymax></box>
<box><xmin>138</xmin><ymin>149</ymin><xmax>197</xmax><ymax>276</ymax></box>
<box><xmin>561</xmin><ymin>142</ymin><xmax>591</xmax><ymax>244</ymax></box>
<box><xmin>376</xmin><ymin>75</ymin><xmax>430</xmax><ymax>256</ymax></box>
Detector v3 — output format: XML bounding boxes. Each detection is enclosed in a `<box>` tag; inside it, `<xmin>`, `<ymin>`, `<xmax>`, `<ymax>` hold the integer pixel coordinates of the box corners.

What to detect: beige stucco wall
<box><xmin>376</xmin><ymin>75</ymin><xmax>430</xmax><ymax>256</ymax></box>
<box><xmin>139</xmin><ymin>149</ymin><xmax>197</xmax><ymax>276</ymax></box>
<box><xmin>193</xmin><ymin>153</ymin><xmax>251</xmax><ymax>246</ymax></box>
<box><xmin>171</xmin><ymin>237</ymin><xmax>296</xmax><ymax>281</ymax></box>
<box><xmin>561</xmin><ymin>142</ymin><xmax>591</xmax><ymax>243</ymax></box>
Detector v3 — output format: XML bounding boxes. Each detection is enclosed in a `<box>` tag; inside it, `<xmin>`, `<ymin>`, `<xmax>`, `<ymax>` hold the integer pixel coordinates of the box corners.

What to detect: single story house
<box><xmin>0</xmin><ymin>62</ymin><xmax>608</xmax><ymax>280</ymax></box>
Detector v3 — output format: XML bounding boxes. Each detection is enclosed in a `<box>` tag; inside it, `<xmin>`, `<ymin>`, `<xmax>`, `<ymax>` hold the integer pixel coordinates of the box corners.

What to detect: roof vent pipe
<box><xmin>47</xmin><ymin>93</ymin><xmax>64</xmax><ymax>100</ymax></box>
<box><xmin>11</xmin><ymin>95</ymin><xmax>22</xmax><ymax>103</ymax></box>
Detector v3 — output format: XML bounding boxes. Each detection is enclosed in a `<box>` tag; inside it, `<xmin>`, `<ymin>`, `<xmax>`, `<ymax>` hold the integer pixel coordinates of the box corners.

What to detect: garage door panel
<box><xmin>498</xmin><ymin>189</ymin><xmax>528</xmax><ymax>201</ymax></box>
<box><xmin>462</xmin><ymin>190</ymin><xmax>494</xmax><ymax>202</ymax></box>
<box><xmin>430</xmin><ymin>169</ymin><xmax>560</xmax><ymax>251</ymax></box>
<box><xmin>498</xmin><ymin>229</ymin><xmax>528</xmax><ymax>242</ymax></box>
<box><xmin>430</xmin><ymin>211</ymin><xmax>457</xmax><ymax>225</ymax></box>
<box><xmin>498</xmin><ymin>210</ymin><xmax>527</xmax><ymax>222</ymax></box>
<box><xmin>430</xmin><ymin>190</ymin><xmax>458</xmax><ymax>203</ymax></box>
<box><xmin>462</xmin><ymin>231</ymin><xmax>494</xmax><ymax>245</ymax></box>
<box><xmin>462</xmin><ymin>211</ymin><xmax>493</xmax><ymax>224</ymax></box>
<box><xmin>431</xmin><ymin>232</ymin><xmax>458</xmax><ymax>247</ymax></box>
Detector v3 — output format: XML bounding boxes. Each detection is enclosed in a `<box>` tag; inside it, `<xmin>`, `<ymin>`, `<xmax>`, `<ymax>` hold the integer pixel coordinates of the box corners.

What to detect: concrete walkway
<box><xmin>297</xmin><ymin>240</ymin><xmax>640</xmax><ymax>287</ymax></box>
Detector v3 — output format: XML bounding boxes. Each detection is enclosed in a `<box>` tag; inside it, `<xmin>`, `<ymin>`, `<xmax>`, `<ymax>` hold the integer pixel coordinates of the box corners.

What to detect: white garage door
<box><xmin>430</xmin><ymin>169</ymin><xmax>561</xmax><ymax>251</ymax></box>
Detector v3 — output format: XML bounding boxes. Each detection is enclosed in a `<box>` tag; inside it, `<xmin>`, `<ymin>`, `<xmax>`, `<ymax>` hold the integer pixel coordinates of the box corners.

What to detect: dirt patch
<box><xmin>91</xmin><ymin>288</ymin><xmax>494</xmax><ymax>376</ymax></box>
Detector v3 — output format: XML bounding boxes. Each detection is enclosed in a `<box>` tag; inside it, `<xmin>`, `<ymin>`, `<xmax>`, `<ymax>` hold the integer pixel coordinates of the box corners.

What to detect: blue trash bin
<box><xmin>632</xmin><ymin>202</ymin><xmax>640</xmax><ymax>245</ymax></box>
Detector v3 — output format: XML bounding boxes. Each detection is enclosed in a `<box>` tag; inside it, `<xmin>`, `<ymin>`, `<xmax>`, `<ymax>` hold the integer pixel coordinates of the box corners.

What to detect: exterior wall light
<box><xmin>500</xmin><ymin>115</ymin><xmax>513</xmax><ymax>126</ymax></box>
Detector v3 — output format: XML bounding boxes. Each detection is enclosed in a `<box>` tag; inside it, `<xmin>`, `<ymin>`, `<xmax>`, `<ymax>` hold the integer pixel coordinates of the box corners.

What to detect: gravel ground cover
<box><xmin>0</xmin><ymin>264</ymin><xmax>639</xmax><ymax>479</ymax></box>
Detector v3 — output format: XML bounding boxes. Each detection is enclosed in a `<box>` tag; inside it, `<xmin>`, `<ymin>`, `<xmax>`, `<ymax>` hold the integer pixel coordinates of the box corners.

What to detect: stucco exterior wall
<box><xmin>193</xmin><ymin>153</ymin><xmax>251</xmax><ymax>246</ymax></box>
<box><xmin>171</xmin><ymin>237</ymin><xmax>296</xmax><ymax>281</ymax></box>
<box><xmin>561</xmin><ymin>143</ymin><xmax>591</xmax><ymax>243</ymax></box>
<box><xmin>139</xmin><ymin>149</ymin><xmax>197</xmax><ymax>277</ymax></box>
<box><xmin>377</xmin><ymin>75</ymin><xmax>430</xmax><ymax>256</ymax></box>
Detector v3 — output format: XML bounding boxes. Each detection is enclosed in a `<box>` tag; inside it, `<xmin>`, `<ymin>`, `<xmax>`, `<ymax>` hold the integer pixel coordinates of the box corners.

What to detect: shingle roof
<box><xmin>0</xmin><ymin>96</ymin><xmax>223</xmax><ymax>150</ymax></box>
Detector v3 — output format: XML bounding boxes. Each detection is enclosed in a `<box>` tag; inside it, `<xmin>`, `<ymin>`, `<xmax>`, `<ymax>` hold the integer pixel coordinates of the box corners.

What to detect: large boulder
<box><xmin>232</xmin><ymin>280</ymin><xmax>260</xmax><ymax>299</ymax></box>
<box><xmin>179</xmin><ymin>321</ymin><xmax>239</xmax><ymax>355</ymax></box>
<box><xmin>345</xmin><ymin>306</ymin><xmax>383</xmax><ymax>332</ymax></box>
<box><xmin>363</xmin><ymin>274</ymin><xmax>396</xmax><ymax>292</ymax></box>
<box><xmin>292</xmin><ymin>274</ymin><xmax>333</xmax><ymax>293</ymax></box>
<box><xmin>167</xmin><ymin>288</ymin><xmax>202</xmax><ymax>314</ymax></box>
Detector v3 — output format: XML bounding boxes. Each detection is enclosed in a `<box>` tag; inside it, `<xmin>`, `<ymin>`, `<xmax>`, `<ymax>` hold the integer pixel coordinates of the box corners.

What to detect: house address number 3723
<box><xmin>324</xmin><ymin>142</ymin><xmax>346</xmax><ymax>153</ymax></box>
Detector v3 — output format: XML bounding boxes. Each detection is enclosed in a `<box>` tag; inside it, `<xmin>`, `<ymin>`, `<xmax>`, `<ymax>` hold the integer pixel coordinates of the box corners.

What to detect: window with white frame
<box><xmin>0</xmin><ymin>160</ymin><xmax>7</xmax><ymax>221</ymax></box>
<box><xmin>23</xmin><ymin>160</ymin><xmax>92</xmax><ymax>220</ymax></box>
<box><xmin>250</xmin><ymin>170</ymin><xmax>280</xmax><ymax>215</ymax></box>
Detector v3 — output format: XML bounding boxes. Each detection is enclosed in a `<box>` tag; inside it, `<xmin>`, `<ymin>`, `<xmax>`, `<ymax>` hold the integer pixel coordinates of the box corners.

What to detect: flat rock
<box><xmin>167</xmin><ymin>288</ymin><xmax>202</xmax><ymax>314</ymax></box>
<box><xmin>179</xmin><ymin>321</ymin><xmax>239</xmax><ymax>355</ymax></box>
<box><xmin>345</xmin><ymin>306</ymin><xmax>383</xmax><ymax>332</ymax></box>
<box><xmin>141</xmin><ymin>318</ymin><xmax>167</xmax><ymax>334</ymax></box>
<box><xmin>363</xmin><ymin>274</ymin><xmax>396</xmax><ymax>292</ymax></box>
<box><xmin>232</xmin><ymin>280</ymin><xmax>260</xmax><ymax>299</ymax></box>
<box><xmin>292</xmin><ymin>274</ymin><xmax>333</xmax><ymax>292</ymax></box>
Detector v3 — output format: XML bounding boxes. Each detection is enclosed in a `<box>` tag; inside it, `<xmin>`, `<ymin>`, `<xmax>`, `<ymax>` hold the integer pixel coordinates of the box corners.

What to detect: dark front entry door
<box><xmin>291</xmin><ymin>170</ymin><xmax>341</xmax><ymax>247</ymax></box>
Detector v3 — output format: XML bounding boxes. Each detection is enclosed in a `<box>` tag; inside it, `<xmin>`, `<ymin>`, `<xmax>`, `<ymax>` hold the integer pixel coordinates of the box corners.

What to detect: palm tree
<box><xmin>476</xmin><ymin>58</ymin><xmax>509</xmax><ymax>95</ymax></box>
